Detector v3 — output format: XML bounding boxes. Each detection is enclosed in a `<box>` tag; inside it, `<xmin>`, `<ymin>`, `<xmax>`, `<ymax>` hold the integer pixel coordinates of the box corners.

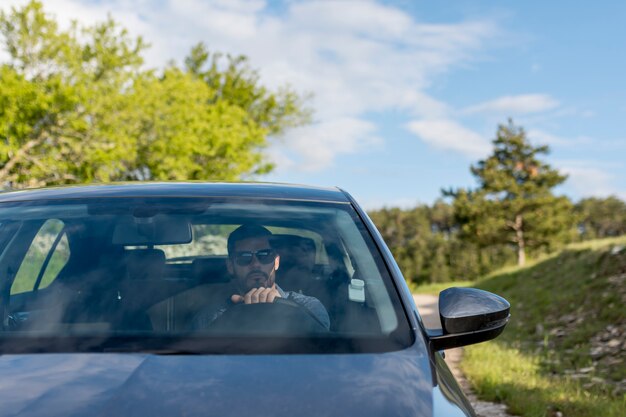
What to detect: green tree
<box><xmin>446</xmin><ymin>120</ymin><xmax>575</xmax><ymax>266</ymax></box>
<box><xmin>0</xmin><ymin>1</ymin><xmax>309</xmax><ymax>188</ymax></box>
<box><xmin>184</xmin><ymin>42</ymin><xmax>310</xmax><ymax>137</ymax></box>
<box><xmin>575</xmin><ymin>196</ymin><xmax>626</xmax><ymax>238</ymax></box>
<box><xmin>368</xmin><ymin>206</ymin><xmax>431</xmax><ymax>284</ymax></box>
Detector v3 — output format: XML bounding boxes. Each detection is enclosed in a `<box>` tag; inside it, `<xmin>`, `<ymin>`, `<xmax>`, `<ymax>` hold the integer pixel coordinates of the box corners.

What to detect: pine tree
<box><xmin>446</xmin><ymin>120</ymin><xmax>575</xmax><ymax>266</ymax></box>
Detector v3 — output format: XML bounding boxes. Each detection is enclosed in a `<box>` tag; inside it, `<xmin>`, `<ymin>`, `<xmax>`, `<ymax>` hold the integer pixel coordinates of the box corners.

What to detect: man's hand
<box><xmin>231</xmin><ymin>285</ymin><xmax>281</xmax><ymax>304</ymax></box>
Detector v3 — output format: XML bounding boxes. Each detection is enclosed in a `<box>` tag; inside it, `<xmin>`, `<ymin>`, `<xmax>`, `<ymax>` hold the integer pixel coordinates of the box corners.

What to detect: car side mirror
<box><xmin>427</xmin><ymin>287</ymin><xmax>510</xmax><ymax>351</ymax></box>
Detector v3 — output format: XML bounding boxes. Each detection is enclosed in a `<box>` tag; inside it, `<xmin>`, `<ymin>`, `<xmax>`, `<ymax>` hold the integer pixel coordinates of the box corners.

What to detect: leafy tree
<box><xmin>428</xmin><ymin>198</ymin><xmax>456</xmax><ymax>237</ymax></box>
<box><xmin>575</xmin><ymin>196</ymin><xmax>626</xmax><ymax>238</ymax></box>
<box><xmin>445</xmin><ymin>120</ymin><xmax>575</xmax><ymax>266</ymax></box>
<box><xmin>368</xmin><ymin>202</ymin><xmax>511</xmax><ymax>285</ymax></box>
<box><xmin>184</xmin><ymin>42</ymin><xmax>311</xmax><ymax>136</ymax></box>
<box><xmin>0</xmin><ymin>1</ymin><xmax>309</xmax><ymax>188</ymax></box>
<box><xmin>368</xmin><ymin>206</ymin><xmax>431</xmax><ymax>283</ymax></box>
<box><xmin>123</xmin><ymin>67</ymin><xmax>273</xmax><ymax>181</ymax></box>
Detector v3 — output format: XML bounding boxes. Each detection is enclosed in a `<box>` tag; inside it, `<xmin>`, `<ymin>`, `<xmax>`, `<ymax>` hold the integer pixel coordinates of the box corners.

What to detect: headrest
<box><xmin>192</xmin><ymin>257</ymin><xmax>230</xmax><ymax>284</ymax></box>
<box><xmin>271</xmin><ymin>235</ymin><xmax>316</xmax><ymax>270</ymax></box>
<box><xmin>125</xmin><ymin>249</ymin><xmax>166</xmax><ymax>280</ymax></box>
<box><xmin>271</xmin><ymin>235</ymin><xmax>316</xmax><ymax>253</ymax></box>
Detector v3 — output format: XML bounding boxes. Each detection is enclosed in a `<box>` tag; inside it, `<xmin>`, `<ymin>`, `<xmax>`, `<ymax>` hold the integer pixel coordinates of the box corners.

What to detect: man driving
<box><xmin>192</xmin><ymin>224</ymin><xmax>330</xmax><ymax>330</ymax></box>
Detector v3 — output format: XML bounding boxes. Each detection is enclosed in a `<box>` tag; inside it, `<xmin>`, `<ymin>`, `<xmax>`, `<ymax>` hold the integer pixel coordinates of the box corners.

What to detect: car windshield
<box><xmin>0</xmin><ymin>197</ymin><xmax>412</xmax><ymax>354</ymax></box>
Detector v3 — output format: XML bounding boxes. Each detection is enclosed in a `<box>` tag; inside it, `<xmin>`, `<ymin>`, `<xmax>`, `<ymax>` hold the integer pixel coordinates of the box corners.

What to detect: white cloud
<box><xmin>527</xmin><ymin>130</ymin><xmax>592</xmax><ymax>147</ymax></box>
<box><xmin>408</xmin><ymin>92</ymin><xmax>451</xmax><ymax>119</ymax></box>
<box><xmin>404</xmin><ymin>95</ymin><xmax>564</xmax><ymax>158</ymax></box>
<box><xmin>287</xmin><ymin>1</ymin><xmax>414</xmax><ymax>39</ymax></box>
<box><xmin>561</xmin><ymin>166</ymin><xmax>615</xmax><ymax>198</ymax></box>
<box><xmin>528</xmin><ymin>130</ymin><xmax>566</xmax><ymax>145</ymax></box>
<box><xmin>406</xmin><ymin>119</ymin><xmax>490</xmax><ymax>159</ymax></box>
<box><xmin>270</xmin><ymin>117</ymin><xmax>381</xmax><ymax>172</ymax></box>
<box><xmin>1</xmin><ymin>0</ymin><xmax>498</xmax><ymax>171</ymax></box>
<box><xmin>463</xmin><ymin>94</ymin><xmax>559</xmax><ymax>115</ymax></box>
<box><xmin>558</xmin><ymin>161</ymin><xmax>626</xmax><ymax>200</ymax></box>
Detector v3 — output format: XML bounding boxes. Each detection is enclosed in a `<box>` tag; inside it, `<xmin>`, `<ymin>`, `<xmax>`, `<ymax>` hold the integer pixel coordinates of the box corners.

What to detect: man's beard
<box><xmin>243</xmin><ymin>270</ymin><xmax>274</xmax><ymax>290</ymax></box>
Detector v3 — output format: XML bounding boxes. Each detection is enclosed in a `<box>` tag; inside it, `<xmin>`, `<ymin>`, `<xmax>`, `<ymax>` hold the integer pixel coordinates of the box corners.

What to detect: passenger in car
<box><xmin>191</xmin><ymin>225</ymin><xmax>330</xmax><ymax>330</ymax></box>
<box><xmin>273</xmin><ymin>234</ymin><xmax>317</xmax><ymax>294</ymax></box>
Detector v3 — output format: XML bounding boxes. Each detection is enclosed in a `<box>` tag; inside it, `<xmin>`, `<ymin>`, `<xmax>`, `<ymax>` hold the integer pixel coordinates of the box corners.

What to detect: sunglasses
<box><xmin>234</xmin><ymin>249</ymin><xmax>276</xmax><ymax>266</ymax></box>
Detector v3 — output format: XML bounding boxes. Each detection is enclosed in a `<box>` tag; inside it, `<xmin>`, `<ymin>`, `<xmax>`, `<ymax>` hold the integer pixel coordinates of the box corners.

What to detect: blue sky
<box><xmin>3</xmin><ymin>0</ymin><xmax>625</xmax><ymax>208</ymax></box>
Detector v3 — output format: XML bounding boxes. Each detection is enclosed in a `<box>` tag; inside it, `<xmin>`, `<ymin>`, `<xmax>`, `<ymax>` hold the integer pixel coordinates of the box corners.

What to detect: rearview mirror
<box><xmin>112</xmin><ymin>215</ymin><xmax>192</xmax><ymax>245</ymax></box>
<box><xmin>427</xmin><ymin>287</ymin><xmax>510</xmax><ymax>351</ymax></box>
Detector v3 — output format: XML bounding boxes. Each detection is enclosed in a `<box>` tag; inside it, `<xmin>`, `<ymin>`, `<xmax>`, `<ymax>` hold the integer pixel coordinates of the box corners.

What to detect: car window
<box><xmin>0</xmin><ymin>197</ymin><xmax>412</xmax><ymax>354</ymax></box>
<box><xmin>155</xmin><ymin>225</ymin><xmax>236</xmax><ymax>260</ymax></box>
<box><xmin>11</xmin><ymin>219</ymin><xmax>70</xmax><ymax>294</ymax></box>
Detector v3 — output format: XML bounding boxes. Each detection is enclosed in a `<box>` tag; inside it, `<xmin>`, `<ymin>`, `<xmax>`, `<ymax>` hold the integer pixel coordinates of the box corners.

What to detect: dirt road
<box><xmin>413</xmin><ymin>294</ymin><xmax>513</xmax><ymax>417</ymax></box>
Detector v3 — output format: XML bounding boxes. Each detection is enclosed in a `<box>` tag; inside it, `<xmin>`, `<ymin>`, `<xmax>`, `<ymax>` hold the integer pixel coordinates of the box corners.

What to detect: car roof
<box><xmin>0</xmin><ymin>182</ymin><xmax>350</xmax><ymax>203</ymax></box>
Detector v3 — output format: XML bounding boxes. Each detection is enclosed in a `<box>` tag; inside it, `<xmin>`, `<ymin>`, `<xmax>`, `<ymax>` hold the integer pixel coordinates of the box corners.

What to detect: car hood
<box><xmin>0</xmin><ymin>343</ymin><xmax>436</xmax><ymax>417</ymax></box>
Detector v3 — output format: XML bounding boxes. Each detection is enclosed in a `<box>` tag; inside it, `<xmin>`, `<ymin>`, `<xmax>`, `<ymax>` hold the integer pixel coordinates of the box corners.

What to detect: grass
<box><xmin>410</xmin><ymin>280</ymin><xmax>475</xmax><ymax>296</ymax></box>
<box><xmin>461</xmin><ymin>236</ymin><xmax>626</xmax><ymax>417</ymax></box>
<box><xmin>463</xmin><ymin>343</ymin><xmax>625</xmax><ymax>417</ymax></box>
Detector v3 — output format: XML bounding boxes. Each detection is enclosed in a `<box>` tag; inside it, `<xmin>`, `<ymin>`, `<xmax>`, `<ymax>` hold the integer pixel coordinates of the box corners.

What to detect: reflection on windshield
<box><xmin>0</xmin><ymin>198</ymin><xmax>412</xmax><ymax>353</ymax></box>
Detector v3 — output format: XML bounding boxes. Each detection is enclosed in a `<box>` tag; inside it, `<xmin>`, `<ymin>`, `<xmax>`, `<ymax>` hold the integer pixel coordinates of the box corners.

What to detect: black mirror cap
<box><xmin>439</xmin><ymin>287</ymin><xmax>510</xmax><ymax>334</ymax></box>
<box><xmin>428</xmin><ymin>287</ymin><xmax>510</xmax><ymax>351</ymax></box>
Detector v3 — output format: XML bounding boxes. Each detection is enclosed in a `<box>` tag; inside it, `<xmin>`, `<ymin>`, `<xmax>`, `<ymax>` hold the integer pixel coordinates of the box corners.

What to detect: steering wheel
<box><xmin>208</xmin><ymin>298</ymin><xmax>328</xmax><ymax>335</ymax></box>
<box><xmin>273</xmin><ymin>297</ymin><xmax>329</xmax><ymax>329</ymax></box>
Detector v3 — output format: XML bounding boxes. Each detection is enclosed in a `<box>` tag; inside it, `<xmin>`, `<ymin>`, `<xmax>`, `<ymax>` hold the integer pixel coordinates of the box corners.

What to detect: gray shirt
<box><xmin>191</xmin><ymin>285</ymin><xmax>330</xmax><ymax>330</ymax></box>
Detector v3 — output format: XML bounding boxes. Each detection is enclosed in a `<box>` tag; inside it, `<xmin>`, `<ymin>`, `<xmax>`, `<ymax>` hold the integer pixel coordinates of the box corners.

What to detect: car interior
<box><xmin>1</xmin><ymin>204</ymin><xmax>387</xmax><ymax>337</ymax></box>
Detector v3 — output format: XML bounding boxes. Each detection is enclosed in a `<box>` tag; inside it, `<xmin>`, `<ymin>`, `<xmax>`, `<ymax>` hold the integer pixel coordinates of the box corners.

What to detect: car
<box><xmin>0</xmin><ymin>182</ymin><xmax>510</xmax><ymax>417</ymax></box>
